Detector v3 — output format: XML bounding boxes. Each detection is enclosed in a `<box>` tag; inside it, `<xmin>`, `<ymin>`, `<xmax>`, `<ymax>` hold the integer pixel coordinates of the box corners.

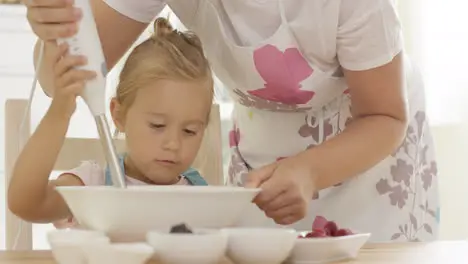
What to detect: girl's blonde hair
<box><xmin>114</xmin><ymin>17</ymin><xmax>213</xmax><ymax>117</ymax></box>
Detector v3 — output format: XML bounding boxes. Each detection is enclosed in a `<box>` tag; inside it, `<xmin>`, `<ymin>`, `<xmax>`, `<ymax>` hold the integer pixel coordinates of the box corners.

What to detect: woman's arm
<box><xmin>299</xmin><ymin>0</ymin><xmax>408</xmax><ymax>190</ymax></box>
<box><xmin>300</xmin><ymin>53</ymin><xmax>408</xmax><ymax>190</ymax></box>
<box><xmin>32</xmin><ymin>0</ymin><xmax>150</xmax><ymax>96</ymax></box>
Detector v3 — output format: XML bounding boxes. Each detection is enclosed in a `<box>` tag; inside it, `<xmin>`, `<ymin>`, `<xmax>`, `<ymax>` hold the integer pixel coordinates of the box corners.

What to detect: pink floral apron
<box><xmin>166</xmin><ymin>0</ymin><xmax>439</xmax><ymax>242</ymax></box>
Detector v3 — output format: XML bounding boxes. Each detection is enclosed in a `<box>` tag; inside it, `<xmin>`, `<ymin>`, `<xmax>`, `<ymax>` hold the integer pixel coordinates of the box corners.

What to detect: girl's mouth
<box><xmin>155</xmin><ymin>159</ymin><xmax>176</xmax><ymax>165</ymax></box>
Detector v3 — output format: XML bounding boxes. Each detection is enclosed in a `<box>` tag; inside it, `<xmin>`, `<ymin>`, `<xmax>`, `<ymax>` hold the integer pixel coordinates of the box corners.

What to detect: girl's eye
<box><xmin>150</xmin><ymin>123</ymin><xmax>165</xmax><ymax>129</ymax></box>
<box><xmin>184</xmin><ymin>129</ymin><xmax>197</xmax><ymax>136</ymax></box>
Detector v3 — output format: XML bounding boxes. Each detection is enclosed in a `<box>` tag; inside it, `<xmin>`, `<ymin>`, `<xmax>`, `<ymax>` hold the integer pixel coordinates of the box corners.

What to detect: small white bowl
<box><xmin>47</xmin><ymin>229</ymin><xmax>106</xmax><ymax>242</ymax></box>
<box><xmin>146</xmin><ymin>229</ymin><xmax>227</xmax><ymax>264</ymax></box>
<box><xmin>83</xmin><ymin>243</ymin><xmax>154</xmax><ymax>264</ymax></box>
<box><xmin>47</xmin><ymin>229</ymin><xmax>109</xmax><ymax>264</ymax></box>
<box><xmin>287</xmin><ymin>232</ymin><xmax>371</xmax><ymax>263</ymax></box>
<box><xmin>222</xmin><ymin>228</ymin><xmax>297</xmax><ymax>264</ymax></box>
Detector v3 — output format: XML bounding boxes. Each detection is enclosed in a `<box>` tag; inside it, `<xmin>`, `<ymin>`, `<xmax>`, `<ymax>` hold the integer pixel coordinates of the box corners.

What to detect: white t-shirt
<box><xmin>103</xmin><ymin>0</ymin><xmax>402</xmax><ymax>71</ymax></box>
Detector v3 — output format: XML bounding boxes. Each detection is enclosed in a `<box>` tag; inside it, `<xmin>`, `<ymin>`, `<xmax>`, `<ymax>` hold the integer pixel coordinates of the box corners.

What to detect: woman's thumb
<box><xmin>244</xmin><ymin>164</ymin><xmax>276</xmax><ymax>188</ymax></box>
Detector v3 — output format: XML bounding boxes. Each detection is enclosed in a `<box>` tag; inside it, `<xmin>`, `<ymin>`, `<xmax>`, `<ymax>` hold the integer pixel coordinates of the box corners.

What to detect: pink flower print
<box><xmin>248</xmin><ymin>45</ymin><xmax>315</xmax><ymax>105</ymax></box>
<box><xmin>229</xmin><ymin>125</ymin><xmax>240</xmax><ymax>148</ymax></box>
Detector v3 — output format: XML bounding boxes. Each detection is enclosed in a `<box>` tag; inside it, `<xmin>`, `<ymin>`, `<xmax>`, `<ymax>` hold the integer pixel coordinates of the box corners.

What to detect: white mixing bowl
<box><xmin>222</xmin><ymin>228</ymin><xmax>297</xmax><ymax>264</ymax></box>
<box><xmin>55</xmin><ymin>185</ymin><xmax>260</xmax><ymax>241</ymax></box>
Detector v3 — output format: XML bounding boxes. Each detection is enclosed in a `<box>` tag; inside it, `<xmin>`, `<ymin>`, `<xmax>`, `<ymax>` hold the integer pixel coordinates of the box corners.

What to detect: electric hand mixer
<box><xmin>59</xmin><ymin>0</ymin><xmax>126</xmax><ymax>188</ymax></box>
<box><xmin>32</xmin><ymin>0</ymin><xmax>126</xmax><ymax>189</ymax></box>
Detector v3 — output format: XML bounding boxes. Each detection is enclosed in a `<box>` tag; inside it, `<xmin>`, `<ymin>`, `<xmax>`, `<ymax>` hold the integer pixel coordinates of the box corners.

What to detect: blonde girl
<box><xmin>8</xmin><ymin>18</ymin><xmax>213</xmax><ymax>226</ymax></box>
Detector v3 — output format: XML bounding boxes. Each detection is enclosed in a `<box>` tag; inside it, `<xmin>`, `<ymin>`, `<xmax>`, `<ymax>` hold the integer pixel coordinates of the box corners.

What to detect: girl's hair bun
<box><xmin>153</xmin><ymin>17</ymin><xmax>174</xmax><ymax>38</ymax></box>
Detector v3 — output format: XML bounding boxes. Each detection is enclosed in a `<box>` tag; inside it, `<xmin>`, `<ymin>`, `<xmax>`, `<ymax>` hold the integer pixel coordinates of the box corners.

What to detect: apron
<box><xmin>104</xmin><ymin>154</ymin><xmax>208</xmax><ymax>186</ymax></box>
<box><xmin>166</xmin><ymin>0</ymin><xmax>439</xmax><ymax>242</ymax></box>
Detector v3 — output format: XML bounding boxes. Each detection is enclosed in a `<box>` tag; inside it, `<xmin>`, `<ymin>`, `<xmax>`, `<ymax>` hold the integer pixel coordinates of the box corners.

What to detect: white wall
<box><xmin>432</xmin><ymin>125</ymin><xmax>468</xmax><ymax>240</ymax></box>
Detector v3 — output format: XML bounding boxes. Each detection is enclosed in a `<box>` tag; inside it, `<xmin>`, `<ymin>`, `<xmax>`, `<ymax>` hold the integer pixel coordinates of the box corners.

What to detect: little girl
<box><xmin>8</xmin><ymin>18</ymin><xmax>214</xmax><ymax>226</ymax></box>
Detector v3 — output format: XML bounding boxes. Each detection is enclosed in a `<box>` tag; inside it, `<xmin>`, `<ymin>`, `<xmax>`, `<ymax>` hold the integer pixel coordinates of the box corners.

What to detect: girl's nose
<box><xmin>162</xmin><ymin>131</ymin><xmax>181</xmax><ymax>151</ymax></box>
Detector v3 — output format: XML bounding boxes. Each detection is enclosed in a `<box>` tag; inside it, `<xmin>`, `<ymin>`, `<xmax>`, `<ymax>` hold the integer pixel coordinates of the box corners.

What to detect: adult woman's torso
<box><xmin>104</xmin><ymin>0</ymin><xmax>440</xmax><ymax>242</ymax></box>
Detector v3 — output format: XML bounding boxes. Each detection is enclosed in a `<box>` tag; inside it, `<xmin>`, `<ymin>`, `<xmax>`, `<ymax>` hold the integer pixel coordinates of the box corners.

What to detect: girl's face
<box><xmin>111</xmin><ymin>79</ymin><xmax>212</xmax><ymax>184</ymax></box>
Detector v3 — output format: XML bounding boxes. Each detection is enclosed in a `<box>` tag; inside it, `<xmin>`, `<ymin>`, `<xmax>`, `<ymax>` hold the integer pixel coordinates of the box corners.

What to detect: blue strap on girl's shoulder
<box><xmin>182</xmin><ymin>167</ymin><xmax>208</xmax><ymax>186</ymax></box>
<box><xmin>104</xmin><ymin>154</ymin><xmax>208</xmax><ymax>186</ymax></box>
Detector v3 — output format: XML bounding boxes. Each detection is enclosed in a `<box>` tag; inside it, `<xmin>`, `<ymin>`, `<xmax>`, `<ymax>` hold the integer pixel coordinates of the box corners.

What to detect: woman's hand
<box><xmin>48</xmin><ymin>42</ymin><xmax>96</xmax><ymax>119</ymax></box>
<box><xmin>244</xmin><ymin>155</ymin><xmax>316</xmax><ymax>225</ymax></box>
<box><xmin>27</xmin><ymin>0</ymin><xmax>150</xmax><ymax>97</ymax></box>
<box><xmin>25</xmin><ymin>0</ymin><xmax>81</xmax><ymax>41</ymax></box>
<box><xmin>26</xmin><ymin>0</ymin><xmax>82</xmax><ymax>96</ymax></box>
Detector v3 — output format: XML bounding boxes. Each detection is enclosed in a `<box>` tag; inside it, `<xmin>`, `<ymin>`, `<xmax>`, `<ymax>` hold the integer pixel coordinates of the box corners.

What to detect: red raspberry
<box><xmin>312</xmin><ymin>216</ymin><xmax>328</xmax><ymax>230</ymax></box>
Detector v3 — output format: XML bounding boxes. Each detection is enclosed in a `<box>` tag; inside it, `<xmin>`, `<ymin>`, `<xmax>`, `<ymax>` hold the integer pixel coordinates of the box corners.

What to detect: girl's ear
<box><xmin>110</xmin><ymin>98</ymin><xmax>125</xmax><ymax>133</ymax></box>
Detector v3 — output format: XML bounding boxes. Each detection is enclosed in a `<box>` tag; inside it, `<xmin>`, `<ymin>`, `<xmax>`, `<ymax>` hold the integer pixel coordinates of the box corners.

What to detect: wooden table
<box><xmin>1</xmin><ymin>241</ymin><xmax>467</xmax><ymax>263</ymax></box>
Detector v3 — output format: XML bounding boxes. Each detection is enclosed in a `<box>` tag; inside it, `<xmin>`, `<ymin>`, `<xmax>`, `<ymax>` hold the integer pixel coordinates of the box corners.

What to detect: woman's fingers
<box><xmin>254</xmin><ymin>174</ymin><xmax>293</xmax><ymax>209</ymax></box>
<box><xmin>25</xmin><ymin>0</ymin><xmax>73</xmax><ymax>8</ymax></box>
<box><xmin>261</xmin><ymin>187</ymin><xmax>308</xmax><ymax>225</ymax></box>
<box><xmin>244</xmin><ymin>163</ymin><xmax>277</xmax><ymax>189</ymax></box>
<box><xmin>27</xmin><ymin>6</ymin><xmax>81</xmax><ymax>23</ymax></box>
<box><xmin>262</xmin><ymin>188</ymin><xmax>303</xmax><ymax>212</ymax></box>
<box><xmin>25</xmin><ymin>0</ymin><xmax>80</xmax><ymax>40</ymax></box>
<box><xmin>265</xmin><ymin>202</ymin><xmax>306</xmax><ymax>225</ymax></box>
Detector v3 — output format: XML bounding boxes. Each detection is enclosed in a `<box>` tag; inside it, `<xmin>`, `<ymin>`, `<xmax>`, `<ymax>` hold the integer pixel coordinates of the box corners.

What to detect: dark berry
<box><xmin>324</xmin><ymin>221</ymin><xmax>338</xmax><ymax>236</ymax></box>
<box><xmin>306</xmin><ymin>230</ymin><xmax>327</xmax><ymax>238</ymax></box>
<box><xmin>170</xmin><ymin>223</ymin><xmax>193</xmax><ymax>234</ymax></box>
<box><xmin>335</xmin><ymin>228</ymin><xmax>353</xmax><ymax>237</ymax></box>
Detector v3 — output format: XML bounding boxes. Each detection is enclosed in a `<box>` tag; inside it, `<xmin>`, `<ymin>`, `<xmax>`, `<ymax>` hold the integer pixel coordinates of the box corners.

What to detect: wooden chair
<box><xmin>4</xmin><ymin>99</ymin><xmax>224</xmax><ymax>250</ymax></box>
